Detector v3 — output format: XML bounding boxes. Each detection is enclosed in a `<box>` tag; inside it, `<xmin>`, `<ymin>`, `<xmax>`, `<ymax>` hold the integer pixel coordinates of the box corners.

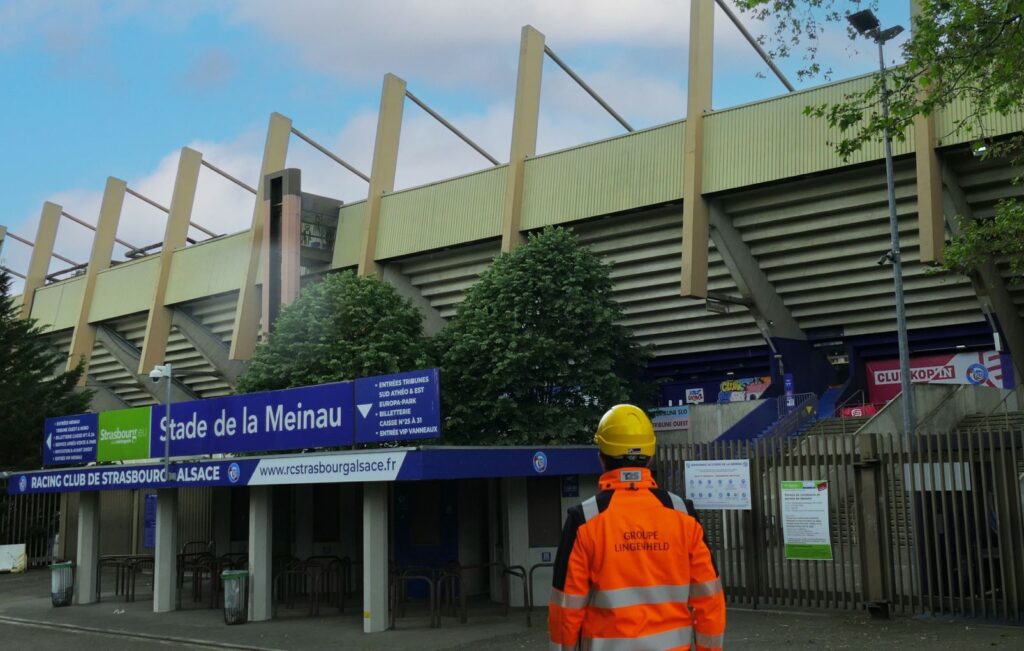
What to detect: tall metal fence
<box><xmin>655</xmin><ymin>427</ymin><xmax>1024</xmax><ymax>623</ymax></box>
<box><xmin>0</xmin><ymin>476</ymin><xmax>60</xmax><ymax>567</ymax></box>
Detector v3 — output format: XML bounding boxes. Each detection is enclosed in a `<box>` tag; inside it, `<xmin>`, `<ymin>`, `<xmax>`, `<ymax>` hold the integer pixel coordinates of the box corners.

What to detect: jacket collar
<box><xmin>599</xmin><ymin>467</ymin><xmax>657</xmax><ymax>491</ymax></box>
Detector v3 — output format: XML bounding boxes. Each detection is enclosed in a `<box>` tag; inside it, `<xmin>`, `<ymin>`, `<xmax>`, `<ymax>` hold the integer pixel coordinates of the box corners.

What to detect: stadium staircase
<box><xmin>955</xmin><ymin>411</ymin><xmax>1024</xmax><ymax>431</ymax></box>
<box><xmin>800</xmin><ymin>416</ymin><xmax>871</xmax><ymax>436</ymax></box>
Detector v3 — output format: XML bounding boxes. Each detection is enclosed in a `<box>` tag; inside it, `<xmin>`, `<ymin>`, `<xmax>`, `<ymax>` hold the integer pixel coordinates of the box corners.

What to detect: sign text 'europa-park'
<box><xmin>42</xmin><ymin>368</ymin><xmax>441</xmax><ymax>467</ymax></box>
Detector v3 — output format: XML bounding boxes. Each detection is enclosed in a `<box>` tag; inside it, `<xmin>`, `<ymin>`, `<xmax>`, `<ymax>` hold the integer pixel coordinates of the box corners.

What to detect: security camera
<box><xmin>877</xmin><ymin>251</ymin><xmax>894</xmax><ymax>266</ymax></box>
<box><xmin>149</xmin><ymin>368</ymin><xmax>164</xmax><ymax>383</ymax></box>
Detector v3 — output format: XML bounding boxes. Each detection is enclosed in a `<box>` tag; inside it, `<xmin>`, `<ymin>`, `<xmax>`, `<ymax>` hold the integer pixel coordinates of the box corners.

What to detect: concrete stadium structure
<box><xmin>4</xmin><ymin>23</ymin><xmax>1023</xmax><ymax>415</ymax></box>
<box><xmin>4</xmin><ymin>2</ymin><xmax>1024</xmax><ymax>632</ymax></box>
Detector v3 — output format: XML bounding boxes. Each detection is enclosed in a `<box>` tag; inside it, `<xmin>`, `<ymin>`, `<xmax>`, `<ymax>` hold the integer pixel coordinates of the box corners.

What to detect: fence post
<box><xmin>855</xmin><ymin>432</ymin><xmax>892</xmax><ymax>618</ymax></box>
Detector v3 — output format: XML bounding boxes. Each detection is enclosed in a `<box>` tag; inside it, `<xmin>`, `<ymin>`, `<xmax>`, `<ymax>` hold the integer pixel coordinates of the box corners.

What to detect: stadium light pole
<box><xmin>848</xmin><ymin>10</ymin><xmax>914</xmax><ymax>442</ymax></box>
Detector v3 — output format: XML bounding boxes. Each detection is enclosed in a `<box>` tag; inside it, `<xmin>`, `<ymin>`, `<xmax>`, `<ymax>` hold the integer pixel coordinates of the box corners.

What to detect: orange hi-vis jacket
<box><xmin>548</xmin><ymin>467</ymin><xmax>726</xmax><ymax>651</ymax></box>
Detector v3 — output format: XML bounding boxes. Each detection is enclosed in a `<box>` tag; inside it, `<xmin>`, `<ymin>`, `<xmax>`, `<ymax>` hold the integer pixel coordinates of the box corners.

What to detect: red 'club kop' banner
<box><xmin>865</xmin><ymin>350</ymin><xmax>1005</xmax><ymax>404</ymax></box>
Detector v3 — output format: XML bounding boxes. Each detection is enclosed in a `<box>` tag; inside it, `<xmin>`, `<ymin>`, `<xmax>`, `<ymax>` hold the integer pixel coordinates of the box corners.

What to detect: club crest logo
<box><xmin>532</xmin><ymin>451</ymin><xmax>548</xmax><ymax>474</ymax></box>
<box><xmin>227</xmin><ymin>462</ymin><xmax>241</xmax><ymax>484</ymax></box>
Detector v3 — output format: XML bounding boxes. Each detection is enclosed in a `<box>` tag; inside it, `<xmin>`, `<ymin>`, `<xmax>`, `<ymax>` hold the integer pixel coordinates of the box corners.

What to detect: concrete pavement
<box><xmin>2</xmin><ymin>569</ymin><xmax>1023</xmax><ymax>649</ymax></box>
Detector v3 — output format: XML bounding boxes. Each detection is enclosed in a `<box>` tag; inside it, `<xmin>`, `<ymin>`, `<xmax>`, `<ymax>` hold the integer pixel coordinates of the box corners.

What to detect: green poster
<box><xmin>780</xmin><ymin>480</ymin><xmax>833</xmax><ymax>561</ymax></box>
<box><xmin>97</xmin><ymin>407</ymin><xmax>152</xmax><ymax>462</ymax></box>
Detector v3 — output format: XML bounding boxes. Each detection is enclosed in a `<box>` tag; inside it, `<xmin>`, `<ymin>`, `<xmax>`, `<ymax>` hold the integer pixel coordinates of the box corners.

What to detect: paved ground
<box><xmin>2</xmin><ymin>569</ymin><xmax>1023</xmax><ymax>649</ymax></box>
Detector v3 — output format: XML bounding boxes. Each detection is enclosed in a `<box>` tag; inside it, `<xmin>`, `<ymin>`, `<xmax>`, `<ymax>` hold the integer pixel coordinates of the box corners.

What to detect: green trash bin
<box><xmin>221</xmin><ymin>569</ymin><xmax>249</xmax><ymax>625</ymax></box>
<box><xmin>50</xmin><ymin>561</ymin><xmax>74</xmax><ymax>607</ymax></box>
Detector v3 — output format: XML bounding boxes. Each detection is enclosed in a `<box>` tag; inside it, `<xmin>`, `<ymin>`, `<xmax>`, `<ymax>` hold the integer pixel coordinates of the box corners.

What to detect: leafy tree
<box><xmin>0</xmin><ymin>270</ymin><xmax>91</xmax><ymax>470</ymax></box>
<box><xmin>738</xmin><ymin>0</ymin><xmax>1024</xmax><ymax>279</ymax></box>
<box><xmin>738</xmin><ymin>1</ymin><xmax>1023</xmax><ymax>158</ymax></box>
<box><xmin>237</xmin><ymin>270</ymin><xmax>430</xmax><ymax>393</ymax></box>
<box><xmin>437</xmin><ymin>226</ymin><xmax>654</xmax><ymax>446</ymax></box>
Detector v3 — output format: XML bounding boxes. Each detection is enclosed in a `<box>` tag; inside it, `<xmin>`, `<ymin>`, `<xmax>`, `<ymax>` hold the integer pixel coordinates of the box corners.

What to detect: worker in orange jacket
<box><xmin>549</xmin><ymin>404</ymin><xmax>726</xmax><ymax>651</ymax></box>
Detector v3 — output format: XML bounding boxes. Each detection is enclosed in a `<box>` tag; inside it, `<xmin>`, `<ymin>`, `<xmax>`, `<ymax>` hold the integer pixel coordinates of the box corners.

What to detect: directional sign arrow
<box><xmin>357</xmin><ymin>404</ymin><xmax>373</xmax><ymax>418</ymax></box>
<box><xmin>46</xmin><ymin>434</ymin><xmax>52</xmax><ymax>450</ymax></box>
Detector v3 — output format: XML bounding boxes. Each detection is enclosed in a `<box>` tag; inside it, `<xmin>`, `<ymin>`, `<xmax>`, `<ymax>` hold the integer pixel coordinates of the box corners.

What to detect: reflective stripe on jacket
<box><xmin>548</xmin><ymin>467</ymin><xmax>726</xmax><ymax>651</ymax></box>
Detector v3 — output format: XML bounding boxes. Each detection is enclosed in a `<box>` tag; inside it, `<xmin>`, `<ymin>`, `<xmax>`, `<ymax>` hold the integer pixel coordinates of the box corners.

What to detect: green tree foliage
<box><xmin>738</xmin><ymin>1</ymin><xmax>1023</xmax><ymax>159</ymax></box>
<box><xmin>237</xmin><ymin>271</ymin><xmax>430</xmax><ymax>393</ymax></box>
<box><xmin>738</xmin><ymin>0</ymin><xmax>1024</xmax><ymax>282</ymax></box>
<box><xmin>437</xmin><ymin>226</ymin><xmax>654</xmax><ymax>446</ymax></box>
<box><xmin>0</xmin><ymin>270</ymin><xmax>91</xmax><ymax>470</ymax></box>
<box><xmin>943</xmin><ymin>199</ymin><xmax>1024</xmax><ymax>281</ymax></box>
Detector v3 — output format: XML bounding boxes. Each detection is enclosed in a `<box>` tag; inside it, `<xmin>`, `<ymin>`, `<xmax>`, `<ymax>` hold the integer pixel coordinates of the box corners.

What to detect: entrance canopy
<box><xmin>7</xmin><ymin>445</ymin><xmax>601</xmax><ymax>495</ymax></box>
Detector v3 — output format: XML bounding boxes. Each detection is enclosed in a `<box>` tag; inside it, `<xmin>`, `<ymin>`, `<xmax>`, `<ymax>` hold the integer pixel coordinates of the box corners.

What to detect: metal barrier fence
<box><xmin>655</xmin><ymin>427</ymin><xmax>1024</xmax><ymax>623</ymax></box>
<box><xmin>0</xmin><ymin>476</ymin><xmax>60</xmax><ymax>567</ymax></box>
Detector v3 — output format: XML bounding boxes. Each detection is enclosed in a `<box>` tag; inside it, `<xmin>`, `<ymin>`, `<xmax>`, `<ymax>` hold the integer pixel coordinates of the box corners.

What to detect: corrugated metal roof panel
<box><xmin>704</xmin><ymin>75</ymin><xmax>915</xmax><ymax>194</ymax></box>
<box><xmin>521</xmin><ymin>121</ymin><xmax>684</xmax><ymax>230</ymax></box>
<box><xmin>377</xmin><ymin>166</ymin><xmax>506</xmax><ymax>260</ymax></box>
<box><xmin>30</xmin><ymin>277</ymin><xmax>85</xmax><ymax>333</ymax></box>
<box><xmin>333</xmin><ymin>201</ymin><xmax>365</xmax><ymax>269</ymax></box>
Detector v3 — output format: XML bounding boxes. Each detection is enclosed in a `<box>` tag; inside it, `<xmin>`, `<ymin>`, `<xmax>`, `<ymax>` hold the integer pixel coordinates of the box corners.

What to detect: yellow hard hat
<box><xmin>594</xmin><ymin>404</ymin><xmax>656</xmax><ymax>457</ymax></box>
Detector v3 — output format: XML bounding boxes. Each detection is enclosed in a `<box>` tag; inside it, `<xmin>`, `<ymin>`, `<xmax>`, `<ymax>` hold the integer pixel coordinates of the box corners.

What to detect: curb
<box><xmin>0</xmin><ymin>614</ymin><xmax>282</xmax><ymax>651</ymax></box>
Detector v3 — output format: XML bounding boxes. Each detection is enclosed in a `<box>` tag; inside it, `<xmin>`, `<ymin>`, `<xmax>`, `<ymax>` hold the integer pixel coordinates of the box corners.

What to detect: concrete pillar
<box><xmin>681</xmin><ymin>0</ymin><xmax>714</xmax><ymax>298</ymax></box>
<box><xmin>294</xmin><ymin>485</ymin><xmax>313</xmax><ymax>560</ymax></box>
<box><xmin>358</xmin><ymin>74</ymin><xmax>406</xmax><ymax>278</ymax></box>
<box><xmin>153</xmin><ymin>489</ymin><xmax>179</xmax><ymax>613</ymax></box>
<box><xmin>248</xmin><ymin>486</ymin><xmax>273</xmax><ymax>622</ymax></box>
<box><xmin>911</xmin><ymin>0</ymin><xmax>945</xmax><ymax>264</ymax></box>
<box><xmin>73</xmin><ymin>492</ymin><xmax>100</xmax><ymax>605</ymax></box>
<box><xmin>230</xmin><ymin>113</ymin><xmax>292</xmax><ymax>361</ymax></box>
<box><xmin>855</xmin><ymin>434</ymin><xmax>892</xmax><ymax>617</ymax></box>
<box><xmin>212</xmin><ymin>488</ymin><xmax>231</xmax><ymax>555</ymax></box>
<box><xmin>503</xmin><ymin>477</ymin><xmax>529</xmax><ymax>607</ymax></box>
<box><xmin>261</xmin><ymin>169</ymin><xmax>303</xmax><ymax>334</ymax></box>
<box><xmin>499</xmin><ymin>25</ymin><xmax>545</xmax><ymax>253</ymax></box>
<box><xmin>362</xmin><ymin>481</ymin><xmax>389</xmax><ymax>633</ymax></box>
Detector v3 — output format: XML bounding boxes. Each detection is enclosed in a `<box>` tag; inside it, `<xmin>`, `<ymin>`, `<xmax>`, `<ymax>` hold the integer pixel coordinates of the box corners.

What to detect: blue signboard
<box><xmin>43</xmin><ymin>414</ymin><xmax>98</xmax><ymax>466</ymax></box>
<box><xmin>143</xmin><ymin>493</ymin><xmax>157</xmax><ymax>549</ymax></box>
<box><xmin>40</xmin><ymin>369</ymin><xmax>442</xmax><ymax>467</ymax></box>
<box><xmin>9</xmin><ymin>446</ymin><xmax>602</xmax><ymax>495</ymax></box>
<box><xmin>149</xmin><ymin>381</ymin><xmax>355</xmax><ymax>459</ymax></box>
<box><xmin>354</xmin><ymin>368</ymin><xmax>440</xmax><ymax>444</ymax></box>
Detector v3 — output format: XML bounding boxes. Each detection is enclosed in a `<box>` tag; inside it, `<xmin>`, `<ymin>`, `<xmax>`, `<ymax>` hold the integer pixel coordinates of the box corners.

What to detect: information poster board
<box><xmin>684</xmin><ymin>460</ymin><xmax>751</xmax><ymax>510</ymax></box>
<box><xmin>781</xmin><ymin>480</ymin><xmax>833</xmax><ymax>560</ymax></box>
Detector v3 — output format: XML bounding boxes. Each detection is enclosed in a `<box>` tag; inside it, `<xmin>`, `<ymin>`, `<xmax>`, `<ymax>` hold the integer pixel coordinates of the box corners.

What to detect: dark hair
<box><xmin>600</xmin><ymin>453</ymin><xmax>650</xmax><ymax>470</ymax></box>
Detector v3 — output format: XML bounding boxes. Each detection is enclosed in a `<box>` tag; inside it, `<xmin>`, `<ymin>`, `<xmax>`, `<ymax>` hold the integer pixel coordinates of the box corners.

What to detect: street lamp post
<box><xmin>149</xmin><ymin>363</ymin><xmax>175</xmax><ymax>482</ymax></box>
<box><xmin>848</xmin><ymin>10</ymin><xmax>915</xmax><ymax>442</ymax></box>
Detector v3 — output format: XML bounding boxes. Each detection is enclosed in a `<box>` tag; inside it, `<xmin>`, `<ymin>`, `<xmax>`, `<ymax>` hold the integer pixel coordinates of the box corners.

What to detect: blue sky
<box><xmin>0</xmin><ymin>1</ymin><xmax>909</xmax><ymax>288</ymax></box>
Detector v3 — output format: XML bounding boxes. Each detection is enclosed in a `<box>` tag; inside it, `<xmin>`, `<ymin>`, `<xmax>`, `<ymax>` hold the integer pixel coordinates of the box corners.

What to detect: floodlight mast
<box><xmin>848</xmin><ymin>9</ymin><xmax>914</xmax><ymax>444</ymax></box>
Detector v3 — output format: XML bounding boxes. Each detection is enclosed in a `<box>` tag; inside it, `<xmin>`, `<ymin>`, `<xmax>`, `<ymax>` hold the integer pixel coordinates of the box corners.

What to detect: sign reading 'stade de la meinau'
<box><xmin>42</xmin><ymin>368</ymin><xmax>441</xmax><ymax>467</ymax></box>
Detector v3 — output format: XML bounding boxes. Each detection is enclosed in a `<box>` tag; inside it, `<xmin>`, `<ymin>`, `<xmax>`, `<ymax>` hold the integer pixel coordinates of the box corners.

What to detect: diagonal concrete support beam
<box><xmin>21</xmin><ymin>202</ymin><xmax>62</xmax><ymax>319</ymax></box>
<box><xmin>380</xmin><ymin>264</ymin><xmax>446</xmax><ymax>335</ymax></box>
<box><xmin>171</xmin><ymin>308</ymin><xmax>247</xmax><ymax>386</ymax></box>
<box><xmin>84</xmin><ymin>377</ymin><xmax>131</xmax><ymax>411</ymax></box>
<box><xmin>139</xmin><ymin>147</ymin><xmax>203</xmax><ymax>375</ymax></box>
<box><xmin>95</xmin><ymin>325</ymin><xmax>196</xmax><ymax>402</ymax></box>
<box><xmin>67</xmin><ymin>177</ymin><xmax>126</xmax><ymax>379</ymax></box>
<box><xmin>708</xmin><ymin>202</ymin><xmax>804</xmax><ymax>340</ymax></box>
<box><xmin>941</xmin><ymin>166</ymin><xmax>1024</xmax><ymax>380</ymax></box>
